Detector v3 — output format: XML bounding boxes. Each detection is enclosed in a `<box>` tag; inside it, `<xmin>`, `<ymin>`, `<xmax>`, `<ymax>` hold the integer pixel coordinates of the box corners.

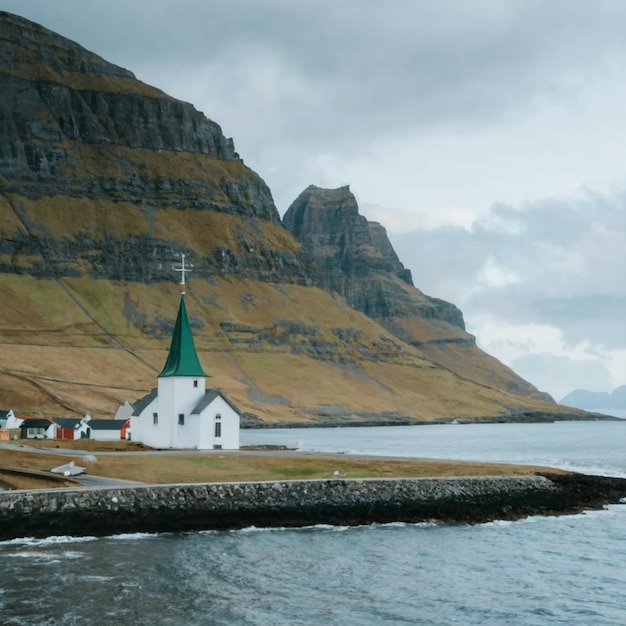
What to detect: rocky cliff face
<box><xmin>0</xmin><ymin>11</ymin><xmax>559</xmax><ymax>422</ymax></box>
<box><xmin>283</xmin><ymin>185</ymin><xmax>412</xmax><ymax>283</ymax></box>
<box><xmin>283</xmin><ymin>185</ymin><xmax>466</xmax><ymax>333</ymax></box>
<box><xmin>283</xmin><ymin>185</ymin><xmax>553</xmax><ymax>403</ymax></box>
<box><xmin>0</xmin><ymin>10</ymin><xmax>302</xmax><ymax>284</ymax></box>
<box><xmin>0</xmin><ymin>12</ymin><xmax>240</xmax><ymax>170</ymax></box>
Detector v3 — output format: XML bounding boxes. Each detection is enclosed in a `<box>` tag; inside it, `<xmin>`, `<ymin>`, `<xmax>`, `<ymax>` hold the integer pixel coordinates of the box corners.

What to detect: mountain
<box><xmin>0</xmin><ymin>11</ymin><xmax>582</xmax><ymax>426</ymax></box>
<box><xmin>283</xmin><ymin>185</ymin><xmax>554</xmax><ymax>404</ymax></box>
<box><xmin>560</xmin><ymin>386</ymin><xmax>626</xmax><ymax>410</ymax></box>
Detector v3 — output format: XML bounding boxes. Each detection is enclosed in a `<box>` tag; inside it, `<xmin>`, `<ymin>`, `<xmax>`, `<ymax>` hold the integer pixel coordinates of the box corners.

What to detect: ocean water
<box><xmin>242</xmin><ymin>420</ymin><xmax>626</xmax><ymax>477</ymax></box>
<box><xmin>586</xmin><ymin>408</ymin><xmax>626</xmax><ymax>419</ymax></box>
<box><xmin>2</xmin><ymin>422</ymin><xmax>626</xmax><ymax>625</ymax></box>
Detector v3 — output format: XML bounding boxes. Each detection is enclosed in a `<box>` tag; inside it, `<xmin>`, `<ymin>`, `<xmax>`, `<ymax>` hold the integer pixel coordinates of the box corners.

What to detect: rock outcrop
<box><xmin>283</xmin><ymin>185</ymin><xmax>553</xmax><ymax>403</ymax></box>
<box><xmin>283</xmin><ymin>185</ymin><xmax>465</xmax><ymax>330</ymax></box>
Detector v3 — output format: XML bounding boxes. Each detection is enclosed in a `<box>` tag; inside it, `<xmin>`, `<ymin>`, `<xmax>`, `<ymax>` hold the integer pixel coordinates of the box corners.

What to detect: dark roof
<box><xmin>88</xmin><ymin>420</ymin><xmax>126</xmax><ymax>430</ymax></box>
<box><xmin>54</xmin><ymin>418</ymin><xmax>84</xmax><ymax>428</ymax></box>
<box><xmin>19</xmin><ymin>418</ymin><xmax>53</xmax><ymax>429</ymax></box>
<box><xmin>192</xmin><ymin>388</ymin><xmax>241</xmax><ymax>416</ymax></box>
<box><xmin>0</xmin><ymin>409</ymin><xmax>12</xmax><ymax>418</ymax></box>
<box><xmin>159</xmin><ymin>295</ymin><xmax>206</xmax><ymax>378</ymax></box>
<box><xmin>131</xmin><ymin>388</ymin><xmax>158</xmax><ymax>416</ymax></box>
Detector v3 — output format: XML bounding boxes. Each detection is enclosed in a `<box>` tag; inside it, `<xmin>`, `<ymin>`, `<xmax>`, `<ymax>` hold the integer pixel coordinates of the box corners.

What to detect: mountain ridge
<box><xmin>0</xmin><ymin>11</ymin><xmax>582</xmax><ymax>425</ymax></box>
<box><xmin>560</xmin><ymin>386</ymin><xmax>626</xmax><ymax>410</ymax></box>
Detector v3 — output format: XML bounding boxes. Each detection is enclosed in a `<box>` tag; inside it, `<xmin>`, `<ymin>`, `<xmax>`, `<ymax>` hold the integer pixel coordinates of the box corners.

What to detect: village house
<box><xmin>130</xmin><ymin>262</ymin><xmax>240</xmax><ymax>449</ymax></box>
<box><xmin>19</xmin><ymin>417</ymin><xmax>57</xmax><ymax>439</ymax></box>
<box><xmin>1</xmin><ymin>410</ymin><xmax>131</xmax><ymax>442</ymax></box>
<box><xmin>0</xmin><ymin>409</ymin><xmax>16</xmax><ymax>429</ymax></box>
<box><xmin>55</xmin><ymin>416</ymin><xmax>91</xmax><ymax>440</ymax></box>
<box><xmin>89</xmin><ymin>419</ymin><xmax>130</xmax><ymax>441</ymax></box>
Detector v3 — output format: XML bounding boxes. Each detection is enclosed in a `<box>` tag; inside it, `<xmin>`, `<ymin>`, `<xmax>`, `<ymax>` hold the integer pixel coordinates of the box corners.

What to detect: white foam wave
<box><xmin>229</xmin><ymin>523</ymin><xmax>354</xmax><ymax>535</ymax></box>
<box><xmin>106</xmin><ymin>532</ymin><xmax>155</xmax><ymax>541</ymax></box>
<box><xmin>481</xmin><ymin>519</ymin><xmax>517</xmax><ymax>529</ymax></box>
<box><xmin>1</xmin><ymin>535</ymin><xmax>96</xmax><ymax>547</ymax></box>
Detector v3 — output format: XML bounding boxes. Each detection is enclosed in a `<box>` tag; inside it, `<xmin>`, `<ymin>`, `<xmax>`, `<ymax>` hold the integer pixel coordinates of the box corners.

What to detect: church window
<box><xmin>193</xmin><ymin>380</ymin><xmax>198</xmax><ymax>388</ymax></box>
<box><xmin>178</xmin><ymin>413</ymin><xmax>185</xmax><ymax>425</ymax></box>
<box><xmin>153</xmin><ymin>412</ymin><xmax>158</xmax><ymax>425</ymax></box>
<box><xmin>216</xmin><ymin>413</ymin><xmax>221</xmax><ymax>420</ymax></box>
<box><xmin>215</xmin><ymin>422</ymin><xmax>222</xmax><ymax>438</ymax></box>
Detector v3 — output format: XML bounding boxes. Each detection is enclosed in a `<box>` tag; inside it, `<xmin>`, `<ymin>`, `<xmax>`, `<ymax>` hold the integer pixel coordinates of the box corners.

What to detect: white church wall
<box><xmin>131</xmin><ymin>397</ymin><xmax>157</xmax><ymax>447</ymax></box>
<box><xmin>198</xmin><ymin>394</ymin><xmax>240</xmax><ymax>450</ymax></box>
<box><xmin>154</xmin><ymin>376</ymin><xmax>206</xmax><ymax>449</ymax></box>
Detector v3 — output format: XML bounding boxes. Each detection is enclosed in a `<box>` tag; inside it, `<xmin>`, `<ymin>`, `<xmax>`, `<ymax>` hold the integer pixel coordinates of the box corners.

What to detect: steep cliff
<box><xmin>0</xmin><ymin>11</ymin><xmax>563</xmax><ymax>424</ymax></box>
<box><xmin>283</xmin><ymin>185</ymin><xmax>464</xmax><ymax>329</ymax></box>
<box><xmin>0</xmin><ymin>10</ymin><xmax>304</xmax><ymax>285</ymax></box>
<box><xmin>283</xmin><ymin>185</ymin><xmax>554</xmax><ymax>403</ymax></box>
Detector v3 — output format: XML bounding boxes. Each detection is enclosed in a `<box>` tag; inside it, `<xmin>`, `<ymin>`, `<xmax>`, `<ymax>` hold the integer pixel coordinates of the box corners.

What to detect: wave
<box><xmin>0</xmin><ymin>535</ymin><xmax>97</xmax><ymax>548</ymax></box>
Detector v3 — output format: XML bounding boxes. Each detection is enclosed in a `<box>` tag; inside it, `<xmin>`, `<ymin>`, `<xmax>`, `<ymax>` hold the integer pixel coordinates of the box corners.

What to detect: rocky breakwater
<box><xmin>1</xmin><ymin>474</ymin><xmax>625</xmax><ymax>541</ymax></box>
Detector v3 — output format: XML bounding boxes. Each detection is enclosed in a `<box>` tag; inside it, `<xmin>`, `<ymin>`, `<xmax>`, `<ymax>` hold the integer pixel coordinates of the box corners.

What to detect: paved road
<box><xmin>0</xmin><ymin>441</ymin><xmax>425</xmax><ymax>462</ymax></box>
<box><xmin>72</xmin><ymin>475</ymin><xmax>146</xmax><ymax>488</ymax></box>
<box><xmin>0</xmin><ymin>441</ymin><xmax>239</xmax><ymax>457</ymax></box>
<box><xmin>1</xmin><ymin>442</ymin><xmax>307</xmax><ymax>457</ymax></box>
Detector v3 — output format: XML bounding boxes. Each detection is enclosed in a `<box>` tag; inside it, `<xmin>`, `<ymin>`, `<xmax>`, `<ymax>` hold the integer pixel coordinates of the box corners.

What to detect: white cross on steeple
<box><xmin>173</xmin><ymin>254</ymin><xmax>193</xmax><ymax>294</ymax></box>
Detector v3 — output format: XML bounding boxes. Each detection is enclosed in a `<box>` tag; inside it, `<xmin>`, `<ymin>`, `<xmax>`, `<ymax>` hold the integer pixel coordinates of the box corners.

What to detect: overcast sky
<box><xmin>3</xmin><ymin>0</ymin><xmax>625</xmax><ymax>402</ymax></box>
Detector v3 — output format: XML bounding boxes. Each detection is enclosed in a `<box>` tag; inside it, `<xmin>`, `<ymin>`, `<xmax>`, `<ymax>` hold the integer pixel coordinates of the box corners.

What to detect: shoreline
<box><xmin>1</xmin><ymin>473</ymin><xmax>625</xmax><ymax>541</ymax></box>
<box><xmin>241</xmin><ymin>411</ymin><xmax>619</xmax><ymax>429</ymax></box>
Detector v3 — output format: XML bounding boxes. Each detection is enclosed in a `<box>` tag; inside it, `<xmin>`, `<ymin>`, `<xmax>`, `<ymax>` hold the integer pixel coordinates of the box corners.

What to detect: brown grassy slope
<box><xmin>0</xmin><ymin>274</ymin><xmax>571</xmax><ymax>422</ymax></box>
<box><xmin>375</xmin><ymin>278</ymin><xmax>553</xmax><ymax>403</ymax></box>
<box><xmin>6</xmin><ymin>164</ymin><xmax>283</xmax><ymax>238</ymax></box>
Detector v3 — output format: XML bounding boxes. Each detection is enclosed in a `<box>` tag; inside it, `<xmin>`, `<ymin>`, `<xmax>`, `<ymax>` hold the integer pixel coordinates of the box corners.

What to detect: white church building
<box><xmin>130</xmin><ymin>275</ymin><xmax>240</xmax><ymax>450</ymax></box>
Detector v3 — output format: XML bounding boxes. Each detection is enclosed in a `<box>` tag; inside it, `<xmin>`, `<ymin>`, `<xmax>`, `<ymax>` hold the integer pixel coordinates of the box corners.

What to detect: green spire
<box><xmin>159</xmin><ymin>295</ymin><xmax>206</xmax><ymax>377</ymax></box>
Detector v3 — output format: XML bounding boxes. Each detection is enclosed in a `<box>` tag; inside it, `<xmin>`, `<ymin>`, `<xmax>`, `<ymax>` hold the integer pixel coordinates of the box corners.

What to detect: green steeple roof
<box><xmin>159</xmin><ymin>295</ymin><xmax>206</xmax><ymax>377</ymax></box>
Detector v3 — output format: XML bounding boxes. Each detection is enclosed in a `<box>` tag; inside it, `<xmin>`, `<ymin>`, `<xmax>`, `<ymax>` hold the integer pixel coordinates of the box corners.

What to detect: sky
<box><xmin>3</xmin><ymin>0</ymin><xmax>625</xmax><ymax>402</ymax></box>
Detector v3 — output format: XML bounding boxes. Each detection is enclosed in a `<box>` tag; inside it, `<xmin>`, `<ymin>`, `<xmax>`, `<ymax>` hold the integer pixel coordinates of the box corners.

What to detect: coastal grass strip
<box><xmin>0</xmin><ymin>445</ymin><xmax>562</xmax><ymax>489</ymax></box>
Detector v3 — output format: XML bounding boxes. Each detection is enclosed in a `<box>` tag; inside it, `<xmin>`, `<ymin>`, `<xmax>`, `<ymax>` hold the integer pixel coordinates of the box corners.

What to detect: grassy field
<box><xmin>0</xmin><ymin>442</ymin><xmax>563</xmax><ymax>490</ymax></box>
<box><xmin>0</xmin><ymin>271</ymin><xmax>572</xmax><ymax>423</ymax></box>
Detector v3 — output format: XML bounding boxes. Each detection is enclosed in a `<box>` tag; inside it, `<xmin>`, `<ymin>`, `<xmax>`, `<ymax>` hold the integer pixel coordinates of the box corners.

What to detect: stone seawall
<box><xmin>1</xmin><ymin>474</ymin><xmax>625</xmax><ymax>541</ymax></box>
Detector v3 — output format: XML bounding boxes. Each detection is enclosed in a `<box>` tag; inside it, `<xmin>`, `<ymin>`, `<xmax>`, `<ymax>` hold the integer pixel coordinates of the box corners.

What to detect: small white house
<box><xmin>55</xmin><ymin>416</ymin><xmax>91</xmax><ymax>440</ymax></box>
<box><xmin>1</xmin><ymin>409</ymin><xmax>21</xmax><ymax>429</ymax></box>
<box><xmin>130</xmin><ymin>294</ymin><xmax>240</xmax><ymax>450</ymax></box>
<box><xmin>89</xmin><ymin>419</ymin><xmax>130</xmax><ymax>441</ymax></box>
<box><xmin>19</xmin><ymin>418</ymin><xmax>56</xmax><ymax>439</ymax></box>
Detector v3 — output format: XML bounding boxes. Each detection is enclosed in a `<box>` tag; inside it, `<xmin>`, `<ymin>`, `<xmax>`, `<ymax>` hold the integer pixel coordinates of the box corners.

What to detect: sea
<box><xmin>2</xmin><ymin>420</ymin><xmax>625</xmax><ymax>625</ymax></box>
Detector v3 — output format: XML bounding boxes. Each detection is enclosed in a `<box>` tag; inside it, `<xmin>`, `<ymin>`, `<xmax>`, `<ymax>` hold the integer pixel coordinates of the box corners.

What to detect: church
<box><xmin>130</xmin><ymin>259</ymin><xmax>240</xmax><ymax>449</ymax></box>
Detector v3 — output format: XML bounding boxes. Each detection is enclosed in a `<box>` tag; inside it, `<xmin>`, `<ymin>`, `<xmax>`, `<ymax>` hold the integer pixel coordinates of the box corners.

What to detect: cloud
<box><xmin>468</xmin><ymin>314</ymin><xmax>623</xmax><ymax>400</ymax></box>
<box><xmin>362</xmin><ymin>203</ymin><xmax>477</xmax><ymax>232</ymax></box>
<box><xmin>509</xmin><ymin>354</ymin><xmax>614</xmax><ymax>403</ymax></box>
<box><xmin>386</xmin><ymin>187</ymin><xmax>626</xmax><ymax>396</ymax></box>
<box><xmin>7</xmin><ymin>0</ymin><xmax>626</xmax><ymax>211</ymax></box>
<box><xmin>3</xmin><ymin>0</ymin><xmax>625</xmax><ymax>397</ymax></box>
